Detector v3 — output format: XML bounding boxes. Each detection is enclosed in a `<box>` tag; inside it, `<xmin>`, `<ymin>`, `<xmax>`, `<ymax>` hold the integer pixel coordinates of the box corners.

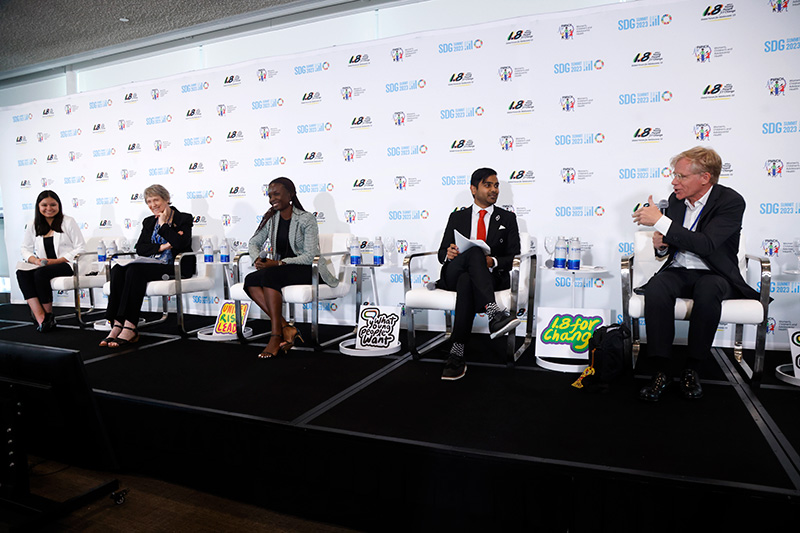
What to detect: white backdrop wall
<box><xmin>1</xmin><ymin>0</ymin><xmax>799</xmax><ymax>349</ymax></box>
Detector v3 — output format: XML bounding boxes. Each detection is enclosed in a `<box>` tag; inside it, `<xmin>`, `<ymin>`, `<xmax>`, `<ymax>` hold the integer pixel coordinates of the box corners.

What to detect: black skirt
<box><xmin>243</xmin><ymin>264</ymin><xmax>314</xmax><ymax>292</ymax></box>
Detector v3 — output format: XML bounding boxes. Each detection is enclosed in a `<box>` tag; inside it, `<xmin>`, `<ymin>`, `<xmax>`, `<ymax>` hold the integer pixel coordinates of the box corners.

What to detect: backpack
<box><xmin>571</xmin><ymin>323</ymin><xmax>632</xmax><ymax>391</ymax></box>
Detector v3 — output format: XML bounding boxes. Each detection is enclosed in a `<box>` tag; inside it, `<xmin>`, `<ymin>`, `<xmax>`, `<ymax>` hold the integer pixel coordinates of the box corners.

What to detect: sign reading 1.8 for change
<box><xmin>535</xmin><ymin>307</ymin><xmax>609</xmax><ymax>372</ymax></box>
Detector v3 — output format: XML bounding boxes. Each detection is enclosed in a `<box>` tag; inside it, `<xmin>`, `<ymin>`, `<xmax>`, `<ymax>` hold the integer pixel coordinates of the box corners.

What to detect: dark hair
<box><xmin>470</xmin><ymin>167</ymin><xmax>497</xmax><ymax>189</ymax></box>
<box><xmin>34</xmin><ymin>190</ymin><xmax>64</xmax><ymax>236</ymax></box>
<box><xmin>254</xmin><ymin>177</ymin><xmax>306</xmax><ymax>233</ymax></box>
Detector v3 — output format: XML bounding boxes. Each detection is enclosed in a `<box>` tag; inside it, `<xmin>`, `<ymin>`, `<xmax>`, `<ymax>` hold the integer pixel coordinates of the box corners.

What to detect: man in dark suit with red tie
<box><xmin>632</xmin><ymin>147</ymin><xmax>759</xmax><ymax>401</ymax></box>
<box><xmin>434</xmin><ymin>167</ymin><xmax>521</xmax><ymax>380</ymax></box>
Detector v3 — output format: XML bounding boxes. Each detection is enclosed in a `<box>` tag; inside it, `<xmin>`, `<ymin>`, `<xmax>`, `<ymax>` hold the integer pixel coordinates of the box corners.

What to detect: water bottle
<box><xmin>97</xmin><ymin>240</ymin><xmax>107</xmax><ymax>263</ymax></box>
<box><xmin>219</xmin><ymin>239</ymin><xmax>230</xmax><ymax>263</ymax></box>
<box><xmin>553</xmin><ymin>236</ymin><xmax>568</xmax><ymax>269</ymax></box>
<box><xmin>349</xmin><ymin>237</ymin><xmax>361</xmax><ymax>266</ymax></box>
<box><xmin>203</xmin><ymin>238</ymin><xmax>214</xmax><ymax>263</ymax></box>
<box><xmin>105</xmin><ymin>239</ymin><xmax>118</xmax><ymax>259</ymax></box>
<box><xmin>373</xmin><ymin>236</ymin><xmax>384</xmax><ymax>266</ymax></box>
<box><xmin>567</xmin><ymin>237</ymin><xmax>581</xmax><ymax>271</ymax></box>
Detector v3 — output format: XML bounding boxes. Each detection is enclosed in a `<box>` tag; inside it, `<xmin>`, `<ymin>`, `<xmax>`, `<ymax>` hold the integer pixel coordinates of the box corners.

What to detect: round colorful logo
<box><xmin>791</xmin><ymin>331</ymin><xmax>800</xmax><ymax>347</ymax></box>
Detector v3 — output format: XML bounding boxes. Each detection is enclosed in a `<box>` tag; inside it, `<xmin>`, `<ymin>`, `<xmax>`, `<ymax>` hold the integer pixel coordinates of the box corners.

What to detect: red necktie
<box><xmin>477</xmin><ymin>209</ymin><xmax>487</xmax><ymax>241</ymax></box>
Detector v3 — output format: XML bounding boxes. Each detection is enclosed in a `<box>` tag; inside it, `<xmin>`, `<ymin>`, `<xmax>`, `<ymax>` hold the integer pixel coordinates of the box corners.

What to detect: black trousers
<box><xmin>644</xmin><ymin>267</ymin><xmax>734</xmax><ymax>368</ymax></box>
<box><xmin>438</xmin><ymin>247</ymin><xmax>496</xmax><ymax>344</ymax></box>
<box><xmin>105</xmin><ymin>262</ymin><xmax>174</xmax><ymax>324</ymax></box>
<box><xmin>16</xmin><ymin>263</ymin><xmax>73</xmax><ymax>304</ymax></box>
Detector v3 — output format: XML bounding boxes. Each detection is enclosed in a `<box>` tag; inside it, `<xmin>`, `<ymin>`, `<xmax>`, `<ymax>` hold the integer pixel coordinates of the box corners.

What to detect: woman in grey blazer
<box><xmin>246</xmin><ymin>177</ymin><xmax>338</xmax><ymax>358</ymax></box>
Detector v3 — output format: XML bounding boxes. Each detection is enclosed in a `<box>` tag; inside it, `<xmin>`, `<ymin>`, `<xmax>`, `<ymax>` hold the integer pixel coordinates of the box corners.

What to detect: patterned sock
<box><xmin>484</xmin><ymin>302</ymin><xmax>502</xmax><ymax>320</ymax></box>
<box><xmin>450</xmin><ymin>342</ymin><xmax>465</xmax><ymax>358</ymax></box>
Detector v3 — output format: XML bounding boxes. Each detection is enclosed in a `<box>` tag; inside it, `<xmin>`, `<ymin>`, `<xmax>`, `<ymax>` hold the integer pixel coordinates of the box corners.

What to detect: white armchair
<box><xmin>102</xmin><ymin>234</ymin><xmax>216</xmax><ymax>335</ymax></box>
<box><xmin>226</xmin><ymin>233</ymin><xmax>355</xmax><ymax>347</ymax></box>
<box><xmin>620</xmin><ymin>230</ymin><xmax>771</xmax><ymax>385</ymax></box>
<box><xmin>50</xmin><ymin>236</ymin><xmax>111</xmax><ymax>326</ymax></box>
<box><xmin>403</xmin><ymin>233</ymin><xmax>536</xmax><ymax>364</ymax></box>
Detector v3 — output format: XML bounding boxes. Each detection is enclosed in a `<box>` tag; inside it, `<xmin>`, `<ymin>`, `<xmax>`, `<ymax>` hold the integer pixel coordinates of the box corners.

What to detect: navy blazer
<box><xmin>657</xmin><ymin>184</ymin><xmax>758</xmax><ymax>300</ymax></box>
<box><xmin>136</xmin><ymin>206</ymin><xmax>196</xmax><ymax>278</ymax></box>
<box><xmin>437</xmin><ymin>205</ymin><xmax>521</xmax><ymax>291</ymax></box>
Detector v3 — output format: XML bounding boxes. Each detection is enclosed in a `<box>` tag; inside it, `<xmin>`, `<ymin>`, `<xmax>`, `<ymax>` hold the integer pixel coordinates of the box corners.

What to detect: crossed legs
<box><xmin>245</xmin><ymin>285</ymin><xmax>288</xmax><ymax>356</ymax></box>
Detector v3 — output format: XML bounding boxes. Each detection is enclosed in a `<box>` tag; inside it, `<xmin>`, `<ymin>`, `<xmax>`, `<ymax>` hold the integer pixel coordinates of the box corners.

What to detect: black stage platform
<box><xmin>1</xmin><ymin>303</ymin><xmax>798</xmax><ymax>531</ymax></box>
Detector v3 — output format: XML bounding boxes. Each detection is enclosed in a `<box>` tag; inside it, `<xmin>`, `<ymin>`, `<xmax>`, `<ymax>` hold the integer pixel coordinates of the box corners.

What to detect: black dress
<box><xmin>244</xmin><ymin>216</ymin><xmax>313</xmax><ymax>292</ymax></box>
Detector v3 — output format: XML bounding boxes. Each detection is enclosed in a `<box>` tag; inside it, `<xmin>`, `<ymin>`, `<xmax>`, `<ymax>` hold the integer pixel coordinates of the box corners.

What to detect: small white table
<box><xmin>340</xmin><ymin>263</ymin><xmax>402</xmax><ymax>356</ymax></box>
<box><xmin>540</xmin><ymin>264</ymin><xmax>608</xmax><ymax>307</ymax></box>
<box><xmin>536</xmin><ymin>265</ymin><xmax>609</xmax><ymax>373</ymax></box>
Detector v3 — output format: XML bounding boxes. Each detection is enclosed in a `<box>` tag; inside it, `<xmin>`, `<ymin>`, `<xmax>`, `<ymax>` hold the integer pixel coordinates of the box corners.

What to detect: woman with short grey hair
<box><xmin>100</xmin><ymin>184</ymin><xmax>195</xmax><ymax>347</ymax></box>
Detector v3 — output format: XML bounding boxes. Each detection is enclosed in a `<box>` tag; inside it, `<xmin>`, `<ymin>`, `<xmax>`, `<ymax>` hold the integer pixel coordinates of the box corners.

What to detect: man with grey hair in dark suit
<box><xmin>632</xmin><ymin>146</ymin><xmax>759</xmax><ymax>401</ymax></box>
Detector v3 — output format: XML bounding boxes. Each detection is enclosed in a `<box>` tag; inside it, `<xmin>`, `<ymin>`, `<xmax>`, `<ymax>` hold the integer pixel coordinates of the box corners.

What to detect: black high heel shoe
<box><xmin>36</xmin><ymin>312</ymin><xmax>57</xmax><ymax>333</ymax></box>
<box><xmin>258</xmin><ymin>334</ymin><xmax>284</xmax><ymax>358</ymax></box>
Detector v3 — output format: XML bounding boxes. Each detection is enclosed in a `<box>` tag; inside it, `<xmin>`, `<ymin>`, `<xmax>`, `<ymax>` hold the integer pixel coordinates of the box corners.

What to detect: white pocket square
<box><xmin>499</xmin><ymin>225</ymin><xmax>506</xmax><ymax>230</ymax></box>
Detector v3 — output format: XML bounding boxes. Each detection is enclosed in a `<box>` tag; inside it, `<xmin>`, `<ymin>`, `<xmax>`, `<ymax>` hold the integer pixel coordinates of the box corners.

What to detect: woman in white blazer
<box><xmin>17</xmin><ymin>190</ymin><xmax>86</xmax><ymax>332</ymax></box>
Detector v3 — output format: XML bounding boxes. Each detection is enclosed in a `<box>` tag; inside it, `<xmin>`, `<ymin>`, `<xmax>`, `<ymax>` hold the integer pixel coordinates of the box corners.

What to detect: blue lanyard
<box><xmin>687</xmin><ymin>204</ymin><xmax>705</xmax><ymax>232</ymax></box>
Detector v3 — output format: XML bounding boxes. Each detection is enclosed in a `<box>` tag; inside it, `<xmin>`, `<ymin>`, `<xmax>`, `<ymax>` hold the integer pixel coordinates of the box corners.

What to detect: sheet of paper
<box><xmin>16</xmin><ymin>261</ymin><xmax>39</xmax><ymax>271</ymax></box>
<box><xmin>454</xmin><ymin>230</ymin><xmax>490</xmax><ymax>255</ymax></box>
<box><xmin>113</xmin><ymin>256</ymin><xmax>167</xmax><ymax>267</ymax></box>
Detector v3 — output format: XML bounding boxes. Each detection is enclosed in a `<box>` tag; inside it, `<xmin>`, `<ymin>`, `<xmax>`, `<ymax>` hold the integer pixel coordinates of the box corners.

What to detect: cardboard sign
<box><xmin>356</xmin><ymin>306</ymin><xmax>401</xmax><ymax>350</ymax></box>
<box><xmin>213</xmin><ymin>300</ymin><xmax>250</xmax><ymax>336</ymax></box>
<box><xmin>789</xmin><ymin>329</ymin><xmax>800</xmax><ymax>378</ymax></box>
<box><xmin>535</xmin><ymin>307</ymin><xmax>610</xmax><ymax>359</ymax></box>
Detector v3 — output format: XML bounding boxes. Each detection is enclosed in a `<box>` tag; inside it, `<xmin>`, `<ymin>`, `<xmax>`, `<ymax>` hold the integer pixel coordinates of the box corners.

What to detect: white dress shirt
<box><xmin>653</xmin><ymin>186</ymin><xmax>713</xmax><ymax>270</ymax></box>
<box><xmin>470</xmin><ymin>203</ymin><xmax>497</xmax><ymax>269</ymax></box>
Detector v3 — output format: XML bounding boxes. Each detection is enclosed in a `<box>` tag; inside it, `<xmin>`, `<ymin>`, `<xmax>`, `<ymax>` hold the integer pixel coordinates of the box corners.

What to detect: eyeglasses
<box><xmin>671</xmin><ymin>171</ymin><xmax>700</xmax><ymax>181</ymax></box>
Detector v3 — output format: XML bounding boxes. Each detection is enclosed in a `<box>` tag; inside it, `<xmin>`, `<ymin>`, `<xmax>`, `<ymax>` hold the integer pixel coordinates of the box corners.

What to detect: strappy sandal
<box><xmin>108</xmin><ymin>325</ymin><xmax>139</xmax><ymax>348</ymax></box>
<box><xmin>100</xmin><ymin>323</ymin><xmax>124</xmax><ymax>347</ymax></box>
<box><xmin>280</xmin><ymin>324</ymin><xmax>304</xmax><ymax>353</ymax></box>
<box><xmin>258</xmin><ymin>334</ymin><xmax>284</xmax><ymax>359</ymax></box>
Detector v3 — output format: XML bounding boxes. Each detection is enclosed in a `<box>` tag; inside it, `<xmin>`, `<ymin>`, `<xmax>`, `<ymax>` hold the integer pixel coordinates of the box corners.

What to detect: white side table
<box><xmin>536</xmin><ymin>265</ymin><xmax>608</xmax><ymax>372</ymax></box>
